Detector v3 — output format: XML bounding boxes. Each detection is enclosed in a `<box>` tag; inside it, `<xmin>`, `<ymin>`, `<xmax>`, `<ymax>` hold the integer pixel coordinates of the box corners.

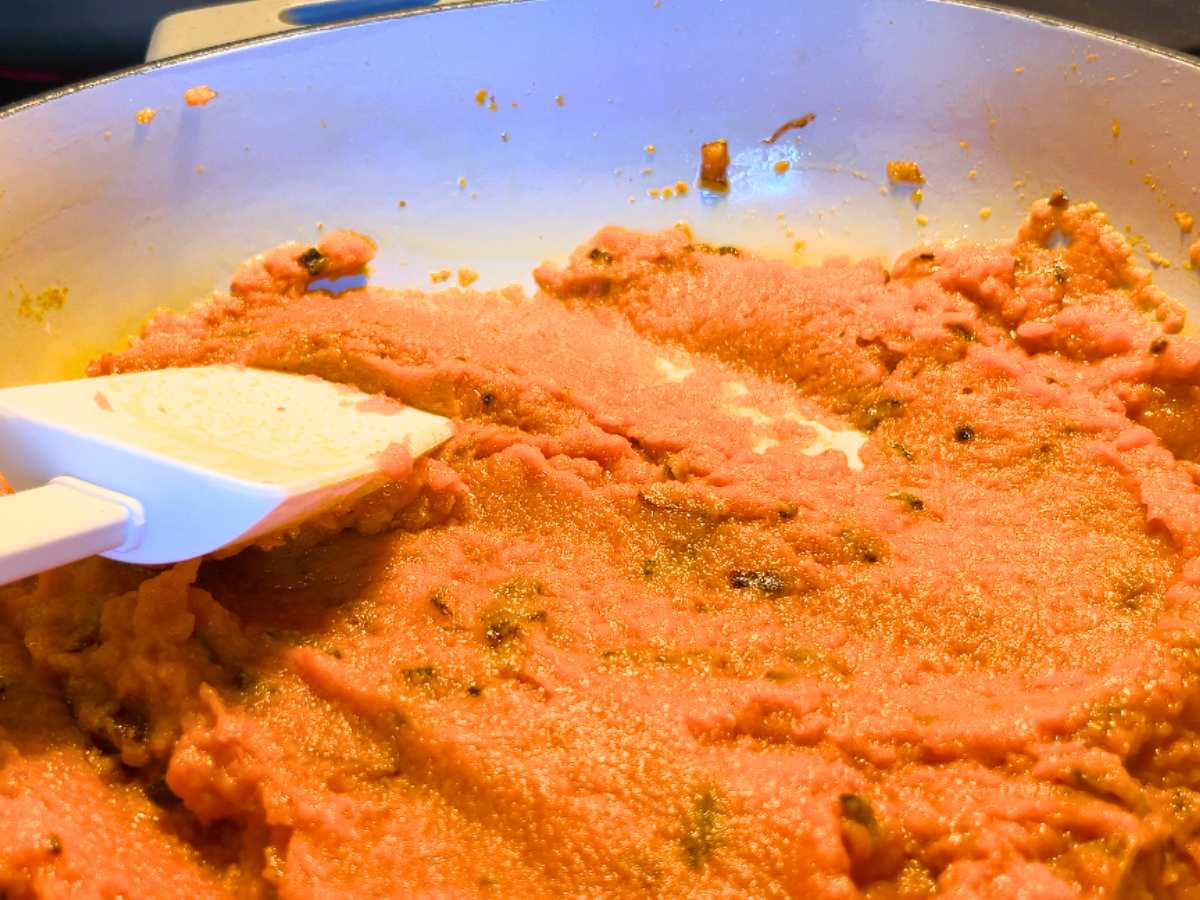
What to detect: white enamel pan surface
<box><xmin>0</xmin><ymin>0</ymin><xmax>1198</xmax><ymax>387</ymax></box>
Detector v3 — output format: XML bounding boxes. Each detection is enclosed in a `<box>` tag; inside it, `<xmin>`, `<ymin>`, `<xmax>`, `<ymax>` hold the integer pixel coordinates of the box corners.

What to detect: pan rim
<box><xmin>0</xmin><ymin>0</ymin><xmax>1196</xmax><ymax>122</ymax></box>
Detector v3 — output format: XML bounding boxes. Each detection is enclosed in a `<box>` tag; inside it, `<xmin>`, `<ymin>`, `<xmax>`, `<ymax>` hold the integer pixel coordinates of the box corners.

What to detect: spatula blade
<box><xmin>0</xmin><ymin>366</ymin><xmax>454</xmax><ymax>564</ymax></box>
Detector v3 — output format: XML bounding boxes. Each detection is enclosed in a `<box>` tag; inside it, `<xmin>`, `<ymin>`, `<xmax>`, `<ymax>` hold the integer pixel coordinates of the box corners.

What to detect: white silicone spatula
<box><xmin>0</xmin><ymin>365</ymin><xmax>454</xmax><ymax>586</ymax></box>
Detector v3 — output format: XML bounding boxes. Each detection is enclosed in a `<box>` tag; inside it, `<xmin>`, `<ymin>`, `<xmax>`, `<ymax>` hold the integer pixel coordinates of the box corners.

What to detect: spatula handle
<box><xmin>0</xmin><ymin>477</ymin><xmax>145</xmax><ymax>587</ymax></box>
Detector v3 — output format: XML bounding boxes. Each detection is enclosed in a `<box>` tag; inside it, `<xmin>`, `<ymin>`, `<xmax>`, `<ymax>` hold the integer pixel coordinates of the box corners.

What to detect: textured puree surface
<box><xmin>6</xmin><ymin>203</ymin><xmax>1200</xmax><ymax>896</ymax></box>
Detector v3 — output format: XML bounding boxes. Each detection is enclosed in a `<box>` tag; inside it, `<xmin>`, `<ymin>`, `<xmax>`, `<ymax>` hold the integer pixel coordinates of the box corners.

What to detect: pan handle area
<box><xmin>146</xmin><ymin>0</ymin><xmax>443</xmax><ymax>61</ymax></box>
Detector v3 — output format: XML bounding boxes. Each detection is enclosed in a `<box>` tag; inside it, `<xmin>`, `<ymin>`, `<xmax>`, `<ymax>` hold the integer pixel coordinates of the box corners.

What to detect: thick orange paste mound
<box><xmin>6</xmin><ymin>202</ymin><xmax>1200</xmax><ymax>897</ymax></box>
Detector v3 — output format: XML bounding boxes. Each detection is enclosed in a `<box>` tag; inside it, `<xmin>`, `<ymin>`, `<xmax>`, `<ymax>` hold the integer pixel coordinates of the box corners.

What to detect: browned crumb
<box><xmin>793</xmin><ymin>240</ymin><xmax>806</xmax><ymax>252</ymax></box>
<box><xmin>1190</xmin><ymin>239</ymin><xmax>1200</xmax><ymax>269</ymax></box>
<box><xmin>397</xmin><ymin>200</ymin><xmax>407</xmax><ymax>209</ymax></box>
<box><xmin>1177</xmin><ymin>211</ymin><xmax>1196</xmax><ymax>233</ymax></box>
<box><xmin>511</xmin><ymin>101</ymin><xmax>518</xmax><ymax>109</ymax></box>
<box><xmin>103</xmin><ymin>130</ymin><xmax>112</xmax><ymax>140</ymax></box>
<box><xmin>501</xmin><ymin>132</ymin><xmax>510</xmax><ymax>142</ymax></box>
<box><xmin>968</xmin><ymin>169</ymin><xmax>978</xmax><ymax>180</ymax></box>
<box><xmin>1112</xmin><ymin>118</ymin><xmax>1121</xmax><ymax>139</ymax></box>
<box><xmin>674</xmin><ymin>181</ymin><xmax>689</xmax><ymax>195</ymax></box>
<box><xmin>1013</xmin><ymin>66</ymin><xmax>1025</xmax><ymax>74</ymax></box>
<box><xmin>699</xmin><ymin>139</ymin><xmax>731</xmax><ymax>190</ymax></box>
<box><xmin>762</xmin><ymin>113</ymin><xmax>815</xmax><ymax>145</ymax></box>
<box><xmin>1086</xmin><ymin>52</ymin><xmax>1099</xmax><ymax>62</ymax></box>
<box><xmin>457</xmin><ymin>267</ymin><xmax>479</xmax><ymax>288</ymax></box>
<box><xmin>488</xmin><ymin>97</ymin><xmax>498</xmax><ymax>112</ymax></box>
<box><xmin>554</xmin><ymin>95</ymin><xmax>565</xmax><ymax>107</ymax></box>
<box><xmin>474</xmin><ymin>89</ymin><xmax>488</xmax><ymax>105</ymax></box>
<box><xmin>648</xmin><ymin>187</ymin><xmax>661</xmax><ymax>198</ymax></box>
<box><xmin>661</xmin><ymin>187</ymin><xmax>675</xmax><ymax>199</ymax></box>
<box><xmin>773</xmin><ymin>160</ymin><xmax>791</xmax><ymax>174</ymax></box>
<box><xmin>1048</xmin><ymin>189</ymin><xmax>1069</xmax><ymax>208</ymax></box>
<box><xmin>979</xmin><ymin>207</ymin><xmax>993</xmax><ymax>220</ymax></box>
<box><xmin>184</xmin><ymin>85</ymin><xmax>217</xmax><ymax>107</ymax></box>
<box><xmin>430</xmin><ymin>269</ymin><xmax>452</xmax><ymax>284</ymax></box>
<box><xmin>195</xmin><ymin>164</ymin><xmax>205</xmax><ymax>174</ymax></box>
<box><xmin>915</xmin><ymin>214</ymin><xmax>929</xmax><ymax>226</ymax></box>
<box><xmin>645</xmin><ymin>144</ymin><xmax>657</xmax><ymax>154</ymax></box>
<box><xmin>457</xmin><ymin>176</ymin><xmax>468</xmax><ymax>189</ymax></box>
<box><xmin>135</xmin><ymin>108</ymin><xmax>157</xmax><ymax>125</ymax></box>
<box><xmin>887</xmin><ymin>160</ymin><xmax>925</xmax><ymax>184</ymax></box>
<box><xmin>1148</xmin><ymin>251</ymin><xmax>1171</xmax><ymax>268</ymax></box>
<box><xmin>911</xmin><ymin>189</ymin><xmax>923</xmax><ymax>206</ymax></box>
<box><xmin>641</xmin><ymin>167</ymin><xmax>654</xmax><ymax>176</ymax></box>
<box><xmin>959</xmin><ymin>140</ymin><xmax>970</xmax><ymax>150</ymax></box>
<box><xmin>1143</xmin><ymin>173</ymin><xmax>1158</xmax><ymax>191</ymax></box>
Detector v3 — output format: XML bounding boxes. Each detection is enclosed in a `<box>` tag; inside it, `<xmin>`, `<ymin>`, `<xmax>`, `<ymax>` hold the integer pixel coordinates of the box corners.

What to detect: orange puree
<box><xmin>6</xmin><ymin>201</ymin><xmax>1200</xmax><ymax>896</ymax></box>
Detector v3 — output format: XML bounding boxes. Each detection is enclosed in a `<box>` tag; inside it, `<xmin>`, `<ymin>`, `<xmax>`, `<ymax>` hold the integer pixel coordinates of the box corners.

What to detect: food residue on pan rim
<box><xmin>183</xmin><ymin>85</ymin><xmax>217</xmax><ymax>107</ymax></box>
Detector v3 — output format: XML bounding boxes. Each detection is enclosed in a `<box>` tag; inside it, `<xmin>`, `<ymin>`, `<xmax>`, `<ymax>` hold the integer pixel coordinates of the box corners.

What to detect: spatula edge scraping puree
<box><xmin>5</xmin><ymin>200</ymin><xmax>1200</xmax><ymax>897</ymax></box>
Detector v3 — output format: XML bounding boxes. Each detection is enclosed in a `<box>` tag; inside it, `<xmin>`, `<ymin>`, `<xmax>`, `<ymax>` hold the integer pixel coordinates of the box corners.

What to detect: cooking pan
<box><xmin>0</xmin><ymin>0</ymin><xmax>1198</xmax><ymax>389</ymax></box>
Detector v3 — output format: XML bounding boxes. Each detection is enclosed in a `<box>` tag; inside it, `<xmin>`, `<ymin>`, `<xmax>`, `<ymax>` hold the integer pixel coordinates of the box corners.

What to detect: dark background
<box><xmin>1</xmin><ymin>0</ymin><xmax>1198</xmax><ymax>106</ymax></box>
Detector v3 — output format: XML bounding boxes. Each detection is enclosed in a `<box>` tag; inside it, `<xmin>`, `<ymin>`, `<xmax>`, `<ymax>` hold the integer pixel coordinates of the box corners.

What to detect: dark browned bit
<box><xmin>698</xmin><ymin>139</ymin><xmax>731</xmax><ymax>190</ymax></box>
<box><xmin>762</xmin><ymin>112</ymin><xmax>816</xmax><ymax>144</ymax></box>
<box><xmin>298</xmin><ymin>247</ymin><xmax>328</xmax><ymax>276</ymax></box>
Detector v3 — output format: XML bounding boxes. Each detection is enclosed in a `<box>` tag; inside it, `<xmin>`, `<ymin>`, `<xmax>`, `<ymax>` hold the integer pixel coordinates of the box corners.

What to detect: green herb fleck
<box><xmin>839</xmin><ymin>794</ymin><xmax>878</xmax><ymax>831</ymax></box>
<box><xmin>681</xmin><ymin>788</ymin><xmax>723</xmax><ymax>870</ymax></box>
<box><xmin>429</xmin><ymin>589</ymin><xmax>452</xmax><ymax>617</ymax></box>
<box><xmin>886</xmin><ymin>491</ymin><xmax>925</xmax><ymax>512</ymax></box>
<box><xmin>855</xmin><ymin>398</ymin><xmax>904</xmax><ymax>433</ymax></box>
<box><xmin>484</xmin><ymin>617</ymin><xmax>522</xmax><ymax>648</ymax></box>
<box><xmin>403</xmin><ymin>666</ymin><xmax>437</xmax><ymax>685</ymax></box>
<box><xmin>839</xmin><ymin>528</ymin><xmax>886</xmax><ymax>564</ymax></box>
<box><xmin>727</xmin><ymin>569</ymin><xmax>787</xmax><ymax>596</ymax></box>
